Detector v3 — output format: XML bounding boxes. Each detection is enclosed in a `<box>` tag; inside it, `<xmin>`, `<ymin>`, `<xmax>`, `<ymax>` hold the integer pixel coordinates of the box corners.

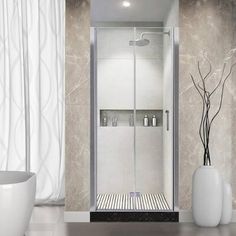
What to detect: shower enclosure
<box><xmin>91</xmin><ymin>27</ymin><xmax>177</xmax><ymax>213</ymax></box>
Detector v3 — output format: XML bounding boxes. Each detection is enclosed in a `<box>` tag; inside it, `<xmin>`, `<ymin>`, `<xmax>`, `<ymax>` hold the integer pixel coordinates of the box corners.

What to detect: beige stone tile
<box><xmin>65</xmin><ymin>105</ymin><xmax>90</xmax><ymax>211</ymax></box>
<box><xmin>179</xmin><ymin>0</ymin><xmax>236</xmax><ymax>209</ymax></box>
<box><xmin>65</xmin><ymin>0</ymin><xmax>90</xmax><ymax>211</ymax></box>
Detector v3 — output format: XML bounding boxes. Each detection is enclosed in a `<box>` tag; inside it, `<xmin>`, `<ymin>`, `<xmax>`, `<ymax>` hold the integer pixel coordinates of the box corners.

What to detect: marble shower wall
<box><xmin>65</xmin><ymin>0</ymin><xmax>236</xmax><ymax>212</ymax></box>
<box><xmin>179</xmin><ymin>0</ymin><xmax>236</xmax><ymax>209</ymax></box>
<box><xmin>65</xmin><ymin>0</ymin><xmax>90</xmax><ymax>211</ymax></box>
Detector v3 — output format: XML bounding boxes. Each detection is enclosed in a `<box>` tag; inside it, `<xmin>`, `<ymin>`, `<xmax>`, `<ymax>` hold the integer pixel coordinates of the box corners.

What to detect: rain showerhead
<box><xmin>129</xmin><ymin>38</ymin><xmax>150</xmax><ymax>47</ymax></box>
<box><xmin>129</xmin><ymin>30</ymin><xmax>170</xmax><ymax>47</ymax></box>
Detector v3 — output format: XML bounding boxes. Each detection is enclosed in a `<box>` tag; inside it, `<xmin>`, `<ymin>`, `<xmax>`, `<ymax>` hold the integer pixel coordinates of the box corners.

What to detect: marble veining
<box><xmin>65</xmin><ymin>0</ymin><xmax>236</xmax><ymax>212</ymax></box>
<box><xmin>65</xmin><ymin>0</ymin><xmax>90</xmax><ymax>211</ymax></box>
<box><xmin>179</xmin><ymin>0</ymin><xmax>236</xmax><ymax>209</ymax></box>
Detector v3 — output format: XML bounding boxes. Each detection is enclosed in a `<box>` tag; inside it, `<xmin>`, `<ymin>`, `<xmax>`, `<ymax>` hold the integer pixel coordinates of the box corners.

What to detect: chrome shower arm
<box><xmin>140</xmin><ymin>31</ymin><xmax>170</xmax><ymax>39</ymax></box>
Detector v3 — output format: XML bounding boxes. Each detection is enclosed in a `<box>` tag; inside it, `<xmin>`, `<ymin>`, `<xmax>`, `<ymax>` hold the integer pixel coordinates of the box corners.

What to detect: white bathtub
<box><xmin>0</xmin><ymin>171</ymin><xmax>36</xmax><ymax>236</ymax></box>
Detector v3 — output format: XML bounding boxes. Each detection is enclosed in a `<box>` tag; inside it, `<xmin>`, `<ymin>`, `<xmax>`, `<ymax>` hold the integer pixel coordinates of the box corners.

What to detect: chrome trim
<box><xmin>90</xmin><ymin>26</ymin><xmax>179</xmax><ymax>212</ymax></box>
<box><xmin>91</xmin><ymin>22</ymin><xmax>163</xmax><ymax>28</ymax></box>
<box><xmin>90</xmin><ymin>27</ymin><xmax>97</xmax><ymax>211</ymax></box>
<box><xmin>133</xmin><ymin>27</ymin><xmax>137</xmax><ymax>196</ymax></box>
<box><xmin>173</xmin><ymin>27</ymin><xmax>179</xmax><ymax>210</ymax></box>
<box><xmin>165</xmin><ymin>110</ymin><xmax>170</xmax><ymax>131</ymax></box>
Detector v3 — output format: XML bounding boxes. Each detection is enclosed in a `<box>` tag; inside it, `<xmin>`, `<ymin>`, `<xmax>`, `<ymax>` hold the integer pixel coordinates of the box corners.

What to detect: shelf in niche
<box><xmin>99</xmin><ymin>109</ymin><xmax>163</xmax><ymax>128</ymax></box>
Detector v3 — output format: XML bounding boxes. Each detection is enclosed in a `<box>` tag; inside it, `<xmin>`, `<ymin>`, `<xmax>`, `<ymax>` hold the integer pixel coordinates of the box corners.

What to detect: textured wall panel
<box><xmin>179</xmin><ymin>0</ymin><xmax>236</xmax><ymax>209</ymax></box>
<box><xmin>65</xmin><ymin>0</ymin><xmax>90</xmax><ymax>211</ymax></box>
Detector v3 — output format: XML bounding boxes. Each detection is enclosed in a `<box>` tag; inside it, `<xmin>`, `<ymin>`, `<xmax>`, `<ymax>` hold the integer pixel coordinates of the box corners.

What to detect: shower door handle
<box><xmin>165</xmin><ymin>110</ymin><xmax>169</xmax><ymax>131</ymax></box>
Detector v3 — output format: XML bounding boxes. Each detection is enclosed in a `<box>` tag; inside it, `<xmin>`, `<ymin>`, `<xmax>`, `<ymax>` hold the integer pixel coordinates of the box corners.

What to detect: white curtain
<box><xmin>0</xmin><ymin>0</ymin><xmax>64</xmax><ymax>203</ymax></box>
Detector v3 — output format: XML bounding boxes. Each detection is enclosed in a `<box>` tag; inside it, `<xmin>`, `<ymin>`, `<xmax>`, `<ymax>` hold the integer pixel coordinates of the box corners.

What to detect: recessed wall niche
<box><xmin>99</xmin><ymin>110</ymin><xmax>163</xmax><ymax>127</ymax></box>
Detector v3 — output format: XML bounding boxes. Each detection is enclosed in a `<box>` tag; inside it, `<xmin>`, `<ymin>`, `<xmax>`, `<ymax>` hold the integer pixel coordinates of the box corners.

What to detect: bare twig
<box><xmin>209</xmin><ymin>63</ymin><xmax>236</xmax><ymax>128</ymax></box>
<box><xmin>209</xmin><ymin>63</ymin><xmax>226</xmax><ymax>96</ymax></box>
<box><xmin>190</xmin><ymin>52</ymin><xmax>236</xmax><ymax>166</ymax></box>
<box><xmin>190</xmin><ymin>74</ymin><xmax>205</xmax><ymax>147</ymax></box>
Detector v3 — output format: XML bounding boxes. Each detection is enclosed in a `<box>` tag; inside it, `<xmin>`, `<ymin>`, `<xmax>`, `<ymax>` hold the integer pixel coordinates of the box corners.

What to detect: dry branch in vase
<box><xmin>190</xmin><ymin>49</ymin><xmax>236</xmax><ymax>166</ymax></box>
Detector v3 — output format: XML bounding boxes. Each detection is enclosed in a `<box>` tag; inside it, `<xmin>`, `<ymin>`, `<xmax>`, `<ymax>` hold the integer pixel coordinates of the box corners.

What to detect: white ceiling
<box><xmin>91</xmin><ymin>0</ymin><xmax>174</xmax><ymax>23</ymax></box>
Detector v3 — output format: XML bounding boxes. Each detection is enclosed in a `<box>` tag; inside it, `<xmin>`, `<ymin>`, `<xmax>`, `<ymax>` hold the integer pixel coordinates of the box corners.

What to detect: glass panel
<box><xmin>96</xmin><ymin>28</ymin><xmax>136</xmax><ymax>210</ymax></box>
<box><xmin>95</xmin><ymin>27</ymin><xmax>174</xmax><ymax>211</ymax></box>
<box><xmin>162</xmin><ymin>28</ymin><xmax>174</xmax><ymax>210</ymax></box>
<box><xmin>134</xmin><ymin>27</ymin><xmax>173</xmax><ymax>210</ymax></box>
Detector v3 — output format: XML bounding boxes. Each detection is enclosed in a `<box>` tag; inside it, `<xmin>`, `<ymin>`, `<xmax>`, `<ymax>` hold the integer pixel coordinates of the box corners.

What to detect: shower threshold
<box><xmin>96</xmin><ymin>193</ymin><xmax>170</xmax><ymax>211</ymax></box>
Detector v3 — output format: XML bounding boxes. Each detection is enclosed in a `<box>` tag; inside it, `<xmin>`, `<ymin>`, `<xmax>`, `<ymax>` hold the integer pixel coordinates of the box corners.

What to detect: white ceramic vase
<box><xmin>192</xmin><ymin>166</ymin><xmax>222</xmax><ymax>227</ymax></box>
<box><xmin>220</xmin><ymin>180</ymin><xmax>232</xmax><ymax>224</ymax></box>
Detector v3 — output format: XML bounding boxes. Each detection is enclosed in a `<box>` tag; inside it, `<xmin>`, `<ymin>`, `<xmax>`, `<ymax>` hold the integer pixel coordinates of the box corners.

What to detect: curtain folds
<box><xmin>0</xmin><ymin>0</ymin><xmax>65</xmax><ymax>203</ymax></box>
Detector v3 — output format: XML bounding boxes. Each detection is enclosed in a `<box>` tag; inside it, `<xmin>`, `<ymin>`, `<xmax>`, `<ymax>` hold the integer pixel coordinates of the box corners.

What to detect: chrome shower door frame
<box><xmin>90</xmin><ymin>25</ymin><xmax>179</xmax><ymax>213</ymax></box>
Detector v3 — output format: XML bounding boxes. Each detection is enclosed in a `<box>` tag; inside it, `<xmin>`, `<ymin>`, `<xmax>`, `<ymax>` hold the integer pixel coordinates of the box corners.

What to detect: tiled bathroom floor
<box><xmin>26</xmin><ymin>206</ymin><xmax>236</xmax><ymax>236</ymax></box>
<box><xmin>26</xmin><ymin>206</ymin><xmax>66</xmax><ymax>236</ymax></box>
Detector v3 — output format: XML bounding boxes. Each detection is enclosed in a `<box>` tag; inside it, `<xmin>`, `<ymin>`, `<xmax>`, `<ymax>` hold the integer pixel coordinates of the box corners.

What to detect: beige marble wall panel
<box><xmin>179</xmin><ymin>0</ymin><xmax>236</xmax><ymax>209</ymax></box>
<box><xmin>65</xmin><ymin>0</ymin><xmax>236</xmax><ymax>211</ymax></box>
<box><xmin>65</xmin><ymin>0</ymin><xmax>90</xmax><ymax>211</ymax></box>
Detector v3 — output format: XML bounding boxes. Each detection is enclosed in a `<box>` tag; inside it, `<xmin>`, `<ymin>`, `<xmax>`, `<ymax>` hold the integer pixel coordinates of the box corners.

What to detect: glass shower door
<box><xmin>95</xmin><ymin>27</ymin><xmax>174</xmax><ymax>211</ymax></box>
<box><xmin>134</xmin><ymin>27</ymin><xmax>174</xmax><ymax>211</ymax></box>
<box><xmin>96</xmin><ymin>27</ymin><xmax>136</xmax><ymax>210</ymax></box>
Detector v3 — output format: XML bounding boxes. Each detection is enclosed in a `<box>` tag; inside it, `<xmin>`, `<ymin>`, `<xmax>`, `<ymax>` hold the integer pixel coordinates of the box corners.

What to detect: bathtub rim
<box><xmin>0</xmin><ymin>171</ymin><xmax>36</xmax><ymax>186</ymax></box>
